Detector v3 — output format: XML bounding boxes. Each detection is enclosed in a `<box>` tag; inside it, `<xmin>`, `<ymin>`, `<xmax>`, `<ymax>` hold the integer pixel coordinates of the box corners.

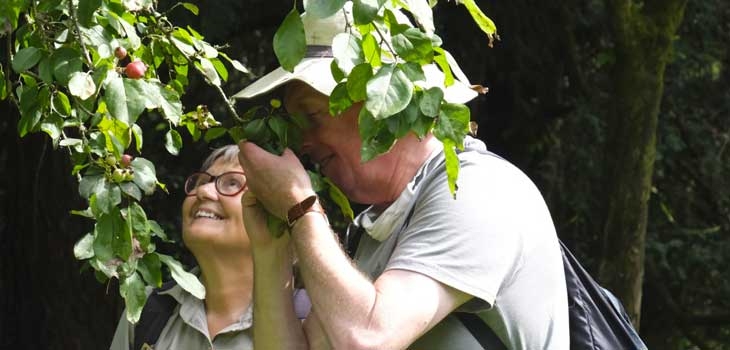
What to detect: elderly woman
<box><xmin>109</xmin><ymin>145</ymin><xmax>285</xmax><ymax>349</ymax></box>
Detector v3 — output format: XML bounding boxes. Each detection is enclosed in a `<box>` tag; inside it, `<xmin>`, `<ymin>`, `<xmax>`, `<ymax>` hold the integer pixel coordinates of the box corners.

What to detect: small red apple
<box><xmin>125</xmin><ymin>60</ymin><xmax>147</xmax><ymax>79</ymax></box>
<box><xmin>114</xmin><ymin>46</ymin><xmax>127</xmax><ymax>60</ymax></box>
<box><xmin>120</xmin><ymin>154</ymin><xmax>133</xmax><ymax>167</ymax></box>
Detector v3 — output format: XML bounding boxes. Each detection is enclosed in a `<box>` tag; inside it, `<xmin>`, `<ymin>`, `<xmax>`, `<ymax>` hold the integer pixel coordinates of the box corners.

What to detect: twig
<box><xmin>164</xmin><ymin>32</ymin><xmax>241</xmax><ymax>122</ymax></box>
<box><xmin>67</xmin><ymin>0</ymin><xmax>93</xmax><ymax>67</ymax></box>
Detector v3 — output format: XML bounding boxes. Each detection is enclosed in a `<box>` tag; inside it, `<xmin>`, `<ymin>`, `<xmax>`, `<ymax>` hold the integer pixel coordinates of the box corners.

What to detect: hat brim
<box><xmin>232</xmin><ymin>57</ymin><xmax>337</xmax><ymax>100</ymax></box>
<box><xmin>233</xmin><ymin>58</ymin><xmax>478</xmax><ymax>105</ymax></box>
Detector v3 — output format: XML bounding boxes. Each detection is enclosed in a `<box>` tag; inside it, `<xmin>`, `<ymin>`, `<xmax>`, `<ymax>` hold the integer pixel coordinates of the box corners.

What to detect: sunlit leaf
<box><xmin>130</xmin><ymin>157</ymin><xmax>157</xmax><ymax>195</ymax></box>
<box><xmin>164</xmin><ymin>129</ymin><xmax>182</xmax><ymax>155</ymax></box>
<box><xmin>365</xmin><ymin>64</ymin><xmax>413</xmax><ymax>120</ymax></box>
<box><xmin>74</xmin><ymin>233</ymin><xmax>95</xmax><ymax>260</ymax></box>
<box><xmin>457</xmin><ymin>0</ymin><xmax>498</xmax><ymax>45</ymax></box>
<box><xmin>68</xmin><ymin>72</ymin><xmax>97</xmax><ymax>100</ymax></box>
<box><xmin>121</xmin><ymin>272</ymin><xmax>147</xmax><ymax>323</ymax></box>
<box><xmin>304</xmin><ymin>0</ymin><xmax>347</xmax><ymax>18</ymax></box>
<box><xmin>159</xmin><ymin>254</ymin><xmax>205</xmax><ymax>299</ymax></box>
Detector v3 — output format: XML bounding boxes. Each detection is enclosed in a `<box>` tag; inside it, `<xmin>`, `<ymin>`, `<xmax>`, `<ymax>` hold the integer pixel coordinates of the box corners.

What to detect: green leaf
<box><xmin>365</xmin><ymin>64</ymin><xmax>413</xmax><ymax>120</ymax></box>
<box><xmin>243</xmin><ymin>118</ymin><xmax>272</xmax><ymax>145</ymax></box>
<box><xmin>130</xmin><ymin>157</ymin><xmax>157</xmax><ymax>195</ymax></box>
<box><xmin>204</xmin><ymin>127</ymin><xmax>228</xmax><ymax>143</ymax></box>
<box><xmin>154</xmin><ymin>83</ymin><xmax>183</xmax><ymax>125</ymax></box>
<box><xmin>182</xmin><ymin>2</ymin><xmax>199</xmax><ymax>15</ymax></box>
<box><xmin>38</xmin><ymin>57</ymin><xmax>53</xmax><ymax>84</ymax></box>
<box><xmin>434</xmin><ymin>103</ymin><xmax>470</xmax><ymax>145</ymax></box>
<box><xmin>98</xmin><ymin>117</ymin><xmax>131</xmax><ymax>153</ymax></box>
<box><xmin>433</xmin><ymin>48</ymin><xmax>455</xmax><ymax>86</ymax></box>
<box><xmin>159</xmin><ymin>254</ymin><xmax>206</xmax><ymax>299</ymax></box>
<box><xmin>121</xmin><ymin>272</ymin><xmax>147</xmax><ymax>324</ymax></box>
<box><xmin>53</xmin><ymin>91</ymin><xmax>71</xmax><ymax>116</ymax></box>
<box><xmin>358</xmin><ymin>108</ymin><xmax>396</xmax><ymax>161</ymax></box>
<box><xmin>268</xmin><ymin>116</ymin><xmax>289</xmax><ymax>147</ymax></box>
<box><xmin>304</xmin><ymin>0</ymin><xmax>347</xmax><ymax>18</ymax></box>
<box><xmin>41</xmin><ymin>113</ymin><xmax>63</xmax><ymax>145</ymax></box>
<box><xmin>127</xmin><ymin>202</ymin><xmax>149</xmax><ymax>234</ymax></box>
<box><xmin>353</xmin><ymin>0</ymin><xmax>386</xmax><ymax>25</ymax></box>
<box><xmin>114</xmin><ymin>205</ymin><xmax>134</xmax><ymax>260</ymax></box>
<box><xmin>347</xmin><ymin>63</ymin><xmax>373</xmax><ymax>102</ymax></box>
<box><xmin>78</xmin><ymin>0</ymin><xmax>102</xmax><ymax>27</ymax></box>
<box><xmin>96</xmin><ymin>181</ymin><xmax>122</xmax><ymax>214</ymax></box>
<box><xmin>361</xmin><ymin>33</ymin><xmax>382</xmax><ymax>67</ymax></box>
<box><xmin>210</xmin><ymin>58</ymin><xmax>228</xmax><ymax>82</ymax></box>
<box><xmin>164</xmin><ymin>129</ymin><xmax>182</xmax><ymax>155</ymax></box>
<box><xmin>120</xmin><ymin>182</ymin><xmax>142</xmax><ymax>201</ymax></box>
<box><xmin>442</xmin><ymin>139</ymin><xmax>459</xmax><ymax>198</ymax></box>
<box><xmin>148</xmin><ymin>220</ymin><xmax>171</xmax><ymax>242</ymax></box>
<box><xmin>329</xmin><ymin>82</ymin><xmax>353</xmax><ymax>117</ymax></box>
<box><xmin>419</xmin><ymin>87</ymin><xmax>443</xmax><ymax>117</ymax></box>
<box><xmin>68</xmin><ymin>72</ymin><xmax>96</xmax><ymax>100</ymax></box>
<box><xmin>137</xmin><ymin>253</ymin><xmax>162</xmax><ymax>287</ymax></box>
<box><xmin>79</xmin><ymin>173</ymin><xmax>105</xmax><ymax>199</ymax></box>
<box><xmin>332</xmin><ymin>33</ymin><xmax>363</xmax><ymax>75</ymax></box>
<box><xmin>324</xmin><ymin>177</ymin><xmax>354</xmax><ymax>221</ymax></box>
<box><xmin>51</xmin><ymin>48</ymin><xmax>83</xmax><ymax>85</ymax></box>
<box><xmin>74</xmin><ymin>233</ymin><xmax>95</xmax><ymax>260</ymax></box>
<box><xmin>122</xmin><ymin>78</ymin><xmax>153</xmax><ymax>124</ymax></box>
<box><xmin>392</xmin><ymin>28</ymin><xmax>433</xmax><ymax>64</ymax></box>
<box><xmin>12</xmin><ymin>47</ymin><xmax>42</xmax><ymax>73</ymax></box>
<box><xmin>274</xmin><ymin>9</ymin><xmax>306</xmax><ymax>72</ymax></box>
<box><xmin>330</xmin><ymin>60</ymin><xmax>345</xmax><ymax>82</ymax></box>
<box><xmin>457</xmin><ymin>0</ymin><xmax>498</xmax><ymax>43</ymax></box>
<box><xmin>94</xmin><ymin>210</ymin><xmax>123</xmax><ymax>262</ymax></box>
<box><xmin>131</xmin><ymin>124</ymin><xmax>143</xmax><ymax>153</ymax></box>
<box><xmin>198</xmin><ymin>58</ymin><xmax>220</xmax><ymax>86</ymax></box>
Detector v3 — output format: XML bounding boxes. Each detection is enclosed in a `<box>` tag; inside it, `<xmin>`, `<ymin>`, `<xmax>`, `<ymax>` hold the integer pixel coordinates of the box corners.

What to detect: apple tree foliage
<box><xmin>0</xmin><ymin>0</ymin><xmax>496</xmax><ymax>323</ymax></box>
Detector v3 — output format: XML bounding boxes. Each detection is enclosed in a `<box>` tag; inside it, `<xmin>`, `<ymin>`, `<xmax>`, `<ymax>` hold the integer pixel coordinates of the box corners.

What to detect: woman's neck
<box><xmin>196</xmin><ymin>253</ymin><xmax>253</xmax><ymax>337</ymax></box>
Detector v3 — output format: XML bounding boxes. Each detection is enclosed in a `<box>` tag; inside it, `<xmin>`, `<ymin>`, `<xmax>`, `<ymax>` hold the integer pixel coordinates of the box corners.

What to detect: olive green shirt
<box><xmin>108</xmin><ymin>282</ymin><xmax>253</xmax><ymax>350</ymax></box>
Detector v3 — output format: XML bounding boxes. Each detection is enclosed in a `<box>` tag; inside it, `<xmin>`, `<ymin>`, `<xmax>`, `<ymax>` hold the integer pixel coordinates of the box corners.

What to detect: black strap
<box><xmin>132</xmin><ymin>281</ymin><xmax>178</xmax><ymax>350</ymax></box>
<box><xmin>455</xmin><ymin>312</ymin><xmax>509</xmax><ymax>350</ymax></box>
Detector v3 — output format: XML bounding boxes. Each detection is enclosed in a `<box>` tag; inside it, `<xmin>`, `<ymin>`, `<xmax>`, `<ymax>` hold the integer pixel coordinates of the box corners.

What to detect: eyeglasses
<box><xmin>184</xmin><ymin>171</ymin><xmax>247</xmax><ymax>197</ymax></box>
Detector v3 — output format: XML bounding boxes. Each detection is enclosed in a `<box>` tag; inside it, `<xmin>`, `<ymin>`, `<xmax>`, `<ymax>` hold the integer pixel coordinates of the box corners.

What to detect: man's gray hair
<box><xmin>200</xmin><ymin>144</ymin><xmax>239</xmax><ymax>171</ymax></box>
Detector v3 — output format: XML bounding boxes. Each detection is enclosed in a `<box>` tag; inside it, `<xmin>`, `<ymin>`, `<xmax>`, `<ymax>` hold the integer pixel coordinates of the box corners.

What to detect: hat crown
<box><xmin>301</xmin><ymin>3</ymin><xmax>352</xmax><ymax>46</ymax></box>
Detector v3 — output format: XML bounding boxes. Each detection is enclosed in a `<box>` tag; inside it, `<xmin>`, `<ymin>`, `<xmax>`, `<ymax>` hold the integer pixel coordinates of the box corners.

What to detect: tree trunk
<box><xmin>600</xmin><ymin>0</ymin><xmax>688</xmax><ymax>328</ymax></box>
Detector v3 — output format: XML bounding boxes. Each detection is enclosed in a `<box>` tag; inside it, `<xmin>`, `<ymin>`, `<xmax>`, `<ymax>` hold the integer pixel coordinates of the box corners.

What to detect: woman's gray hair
<box><xmin>200</xmin><ymin>144</ymin><xmax>240</xmax><ymax>171</ymax></box>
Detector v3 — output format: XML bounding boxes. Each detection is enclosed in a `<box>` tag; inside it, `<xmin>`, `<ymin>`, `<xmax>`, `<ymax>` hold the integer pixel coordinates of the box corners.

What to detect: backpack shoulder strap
<box><xmin>132</xmin><ymin>280</ymin><xmax>178</xmax><ymax>350</ymax></box>
<box><xmin>454</xmin><ymin>312</ymin><xmax>508</xmax><ymax>350</ymax></box>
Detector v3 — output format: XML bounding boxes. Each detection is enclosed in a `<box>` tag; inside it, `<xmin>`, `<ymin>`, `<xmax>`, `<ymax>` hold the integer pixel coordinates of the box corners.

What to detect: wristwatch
<box><xmin>286</xmin><ymin>195</ymin><xmax>325</xmax><ymax>228</ymax></box>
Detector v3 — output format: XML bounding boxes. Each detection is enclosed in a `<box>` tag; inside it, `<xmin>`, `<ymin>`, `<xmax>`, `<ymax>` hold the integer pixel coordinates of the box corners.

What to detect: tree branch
<box><xmin>67</xmin><ymin>0</ymin><xmax>94</xmax><ymax>67</ymax></box>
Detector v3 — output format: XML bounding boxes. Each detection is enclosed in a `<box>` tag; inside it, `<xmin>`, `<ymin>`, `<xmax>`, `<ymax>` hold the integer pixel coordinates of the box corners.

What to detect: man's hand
<box><xmin>238</xmin><ymin>141</ymin><xmax>315</xmax><ymax>219</ymax></box>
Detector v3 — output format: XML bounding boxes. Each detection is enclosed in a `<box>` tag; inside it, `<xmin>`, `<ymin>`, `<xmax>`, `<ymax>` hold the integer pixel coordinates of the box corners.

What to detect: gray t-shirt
<box><xmin>353</xmin><ymin>137</ymin><xmax>569</xmax><ymax>349</ymax></box>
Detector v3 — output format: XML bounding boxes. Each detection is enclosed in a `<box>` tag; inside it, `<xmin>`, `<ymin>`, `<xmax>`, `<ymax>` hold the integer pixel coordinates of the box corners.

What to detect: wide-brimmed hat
<box><xmin>232</xmin><ymin>4</ymin><xmax>478</xmax><ymax>104</ymax></box>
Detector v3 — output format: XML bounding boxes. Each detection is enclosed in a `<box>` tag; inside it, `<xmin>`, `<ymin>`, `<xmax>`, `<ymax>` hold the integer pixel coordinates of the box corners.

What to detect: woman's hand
<box><xmin>238</xmin><ymin>141</ymin><xmax>315</xmax><ymax>220</ymax></box>
<box><xmin>241</xmin><ymin>190</ymin><xmax>289</xmax><ymax>249</ymax></box>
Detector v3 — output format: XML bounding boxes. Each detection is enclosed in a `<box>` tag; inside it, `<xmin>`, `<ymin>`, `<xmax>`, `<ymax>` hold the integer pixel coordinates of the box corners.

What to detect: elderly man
<box><xmin>234</xmin><ymin>5</ymin><xmax>569</xmax><ymax>350</ymax></box>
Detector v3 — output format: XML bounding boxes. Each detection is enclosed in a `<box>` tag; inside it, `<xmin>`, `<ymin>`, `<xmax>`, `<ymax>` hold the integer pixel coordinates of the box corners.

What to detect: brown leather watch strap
<box><xmin>287</xmin><ymin>195</ymin><xmax>324</xmax><ymax>228</ymax></box>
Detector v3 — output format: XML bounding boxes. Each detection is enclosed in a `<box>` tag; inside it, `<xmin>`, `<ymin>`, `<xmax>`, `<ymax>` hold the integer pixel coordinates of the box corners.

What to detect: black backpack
<box><xmin>455</xmin><ymin>240</ymin><xmax>648</xmax><ymax>350</ymax></box>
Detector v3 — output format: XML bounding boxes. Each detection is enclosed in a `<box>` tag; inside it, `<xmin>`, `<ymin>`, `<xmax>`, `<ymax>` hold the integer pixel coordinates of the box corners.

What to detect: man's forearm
<box><xmin>290</xmin><ymin>213</ymin><xmax>383</xmax><ymax>349</ymax></box>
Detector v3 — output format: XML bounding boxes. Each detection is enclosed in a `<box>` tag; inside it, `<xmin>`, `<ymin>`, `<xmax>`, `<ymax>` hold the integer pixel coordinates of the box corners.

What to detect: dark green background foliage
<box><xmin>1</xmin><ymin>0</ymin><xmax>728</xmax><ymax>348</ymax></box>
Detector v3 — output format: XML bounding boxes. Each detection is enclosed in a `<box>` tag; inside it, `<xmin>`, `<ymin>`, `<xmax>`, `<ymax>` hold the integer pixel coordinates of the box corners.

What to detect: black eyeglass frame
<box><xmin>184</xmin><ymin>171</ymin><xmax>247</xmax><ymax>197</ymax></box>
